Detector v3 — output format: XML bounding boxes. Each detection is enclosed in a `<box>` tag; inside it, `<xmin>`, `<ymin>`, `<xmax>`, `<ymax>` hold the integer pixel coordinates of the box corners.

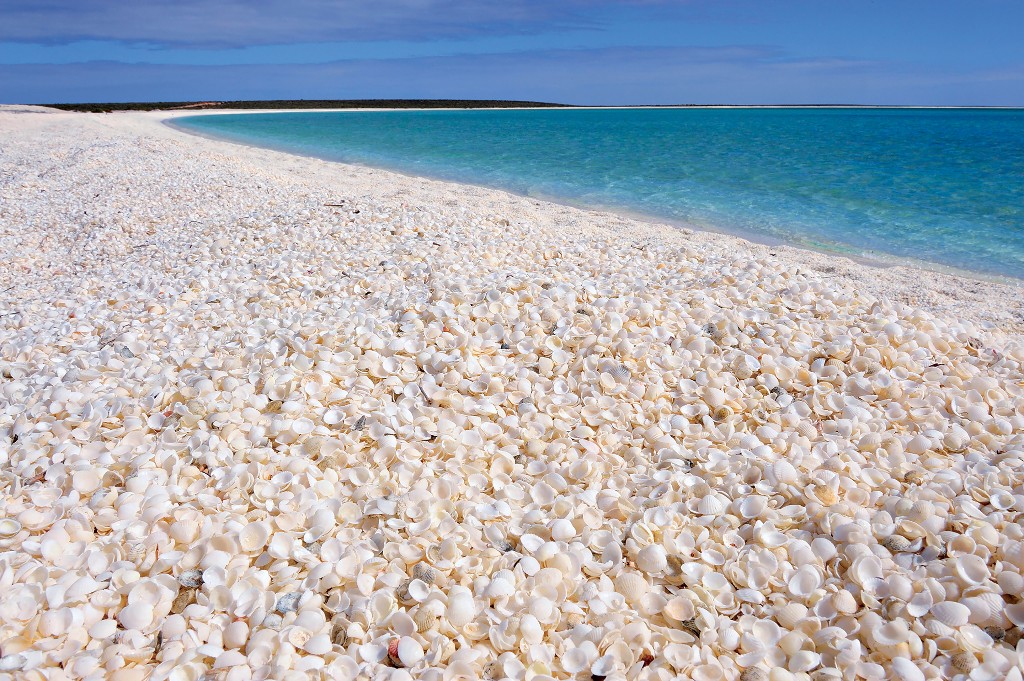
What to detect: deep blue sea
<box><xmin>174</xmin><ymin>108</ymin><xmax>1024</xmax><ymax>279</ymax></box>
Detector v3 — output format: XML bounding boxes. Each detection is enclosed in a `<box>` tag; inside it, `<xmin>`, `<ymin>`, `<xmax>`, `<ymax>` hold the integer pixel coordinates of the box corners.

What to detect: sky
<box><xmin>0</xmin><ymin>0</ymin><xmax>1022</xmax><ymax>105</ymax></box>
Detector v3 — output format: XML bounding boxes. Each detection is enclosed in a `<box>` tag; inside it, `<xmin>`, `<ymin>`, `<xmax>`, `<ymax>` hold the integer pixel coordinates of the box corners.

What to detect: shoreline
<box><xmin>165</xmin><ymin>109</ymin><xmax>1024</xmax><ymax>290</ymax></box>
<box><xmin>2</xmin><ymin>106</ymin><xmax>1024</xmax><ymax>680</ymax></box>
<box><xmin>3</xmin><ymin>106</ymin><xmax>1022</xmax><ymax>335</ymax></box>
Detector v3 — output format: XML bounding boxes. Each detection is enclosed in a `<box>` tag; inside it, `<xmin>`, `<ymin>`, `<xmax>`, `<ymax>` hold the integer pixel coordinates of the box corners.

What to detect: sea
<box><xmin>174</xmin><ymin>108</ymin><xmax>1024</xmax><ymax>279</ymax></box>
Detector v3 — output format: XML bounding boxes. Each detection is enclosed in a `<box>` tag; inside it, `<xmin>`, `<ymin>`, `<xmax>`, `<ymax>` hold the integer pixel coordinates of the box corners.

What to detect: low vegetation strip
<box><xmin>41</xmin><ymin>99</ymin><xmax>571</xmax><ymax>113</ymax></box>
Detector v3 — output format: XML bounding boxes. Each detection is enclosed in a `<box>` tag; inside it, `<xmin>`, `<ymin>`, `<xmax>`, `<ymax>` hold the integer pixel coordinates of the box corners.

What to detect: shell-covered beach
<box><xmin>2</xmin><ymin>107</ymin><xmax>1024</xmax><ymax>681</ymax></box>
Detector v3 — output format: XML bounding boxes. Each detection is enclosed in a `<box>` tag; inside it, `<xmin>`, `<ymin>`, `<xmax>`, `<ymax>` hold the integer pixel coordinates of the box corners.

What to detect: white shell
<box><xmin>614</xmin><ymin>572</ymin><xmax>649</xmax><ymax>604</ymax></box>
<box><xmin>788</xmin><ymin>566</ymin><xmax>822</xmax><ymax>598</ymax></box>
<box><xmin>664</xmin><ymin>596</ymin><xmax>695</xmax><ymax>622</ymax></box>
<box><xmin>953</xmin><ymin>554</ymin><xmax>989</xmax><ymax>585</ymax></box>
<box><xmin>891</xmin><ymin>658</ymin><xmax>925</xmax><ymax>681</ymax></box>
<box><xmin>550</xmin><ymin>518</ymin><xmax>576</xmax><ymax>541</ymax></box>
<box><xmin>0</xmin><ymin>518</ymin><xmax>22</xmax><ymax>538</ymax></box>
<box><xmin>446</xmin><ymin>589</ymin><xmax>476</xmax><ymax>628</ymax></box>
<box><xmin>561</xmin><ymin>647</ymin><xmax>590</xmax><ymax>674</ymax></box>
<box><xmin>775</xmin><ymin>603</ymin><xmax>807</xmax><ymax>630</ymax></box>
<box><xmin>931</xmin><ymin>601</ymin><xmax>970</xmax><ymax>627</ymax></box>
<box><xmin>239</xmin><ymin>521</ymin><xmax>271</xmax><ymax>552</ymax></box>
<box><xmin>397</xmin><ymin>637</ymin><xmax>424</xmax><ymax>666</ymax></box>
<box><xmin>697</xmin><ymin>494</ymin><xmax>727</xmax><ymax>516</ymax></box>
<box><xmin>303</xmin><ymin>634</ymin><xmax>332</xmax><ymax>656</ymax></box>
<box><xmin>118</xmin><ymin>602</ymin><xmax>155</xmax><ymax>630</ymax></box>
<box><xmin>636</xmin><ymin>544</ymin><xmax>667</xmax><ymax>574</ymax></box>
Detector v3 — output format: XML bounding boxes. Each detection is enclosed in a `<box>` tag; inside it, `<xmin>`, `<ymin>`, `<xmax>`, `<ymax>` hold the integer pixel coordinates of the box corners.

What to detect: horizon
<box><xmin>1</xmin><ymin>1</ymin><xmax>1023</xmax><ymax>106</ymax></box>
<box><xmin>37</xmin><ymin>101</ymin><xmax>1024</xmax><ymax>111</ymax></box>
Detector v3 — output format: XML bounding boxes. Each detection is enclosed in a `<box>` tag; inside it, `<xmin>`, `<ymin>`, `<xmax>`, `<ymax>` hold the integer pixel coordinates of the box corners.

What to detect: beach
<box><xmin>1</xmin><ymin>106</ymin><xmax>1023</xmax><ymax>680</ymax></box>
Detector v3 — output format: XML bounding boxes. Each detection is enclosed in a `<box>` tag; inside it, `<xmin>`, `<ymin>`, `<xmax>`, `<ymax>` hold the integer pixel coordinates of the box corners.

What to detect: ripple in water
<box><xmin>176</xmin><ymin>107</ymin><xmax>1024</xmax><ymax>279</ymax></box>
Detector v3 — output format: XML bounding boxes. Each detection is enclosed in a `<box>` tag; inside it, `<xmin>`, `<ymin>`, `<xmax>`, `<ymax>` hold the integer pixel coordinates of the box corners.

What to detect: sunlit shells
<box><xmin>636</xmin><ymin>544</ymin><xmax>668</xmax><ymax>574</ymax></box>
<box><xmin>614</xmin><ymin>572</ymin><xmax>649</xmax><ymax>604</ymax></box>
<box><xmin>239</xmin><ymin>521</ymin><xmax>271</xmax><ymax>552</ymax></box>
<box><xmin>954</xmin><ymin>555</ymin><xmax>990</xmax><ymax>585</ymax></box>
<box><xmin>931</xmin><ymin>602</ymin><xmax>970</xmax><ymax>628</ymax></box>
<box><xmin>891</xmin><ymin>658</ymin><xmax>926</xmax><ymax>681</ymax></box>
<box><xmin>1</xmin><ymin>108</ymin><xmax>1023</xmax><ymax>681</ymax></box>
<box><xmin>0</xmin><ymin>518</ymin><xmax>23</xmax><ymax>538</ymax></box>
<box><xmin>117</xmin><ymin>602</ymin><xmax>155</xmax><ymax>631</ymax></box>
<box><xmin>446</xmin><ymin>588</ymin><xmax>476</xmax><ymax>628</ymax></box>
<box><xmin>775</xmin><ymin>603</ymin><xmax>808</xmax><ymax>630</ymax></box>
<box><xmin>697</xmin><ymin>494</ymin><xmax>728</xmax><ymax>516</ymax></box>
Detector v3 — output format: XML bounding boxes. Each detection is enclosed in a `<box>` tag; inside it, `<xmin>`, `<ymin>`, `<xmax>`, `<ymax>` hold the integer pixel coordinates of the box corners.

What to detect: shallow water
<box><xmin>176</xmin><ymin>108</ymin><xmax>1024</xmax><ymax>278</ymax></box>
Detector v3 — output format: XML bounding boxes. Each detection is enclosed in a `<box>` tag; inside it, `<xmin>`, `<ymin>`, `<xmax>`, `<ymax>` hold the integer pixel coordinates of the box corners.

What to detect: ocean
<box><xmin>174</xmin><ymin>108</ymin><xmax>1024</xmax><ymax>279</ymax></box>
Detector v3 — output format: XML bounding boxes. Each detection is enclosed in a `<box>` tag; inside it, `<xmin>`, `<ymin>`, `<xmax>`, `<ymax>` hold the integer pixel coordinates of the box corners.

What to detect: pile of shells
<box><xmin>0</xmin><ymin>113</ymin><xmax>1023</xmax><ymax>681</ymax></box>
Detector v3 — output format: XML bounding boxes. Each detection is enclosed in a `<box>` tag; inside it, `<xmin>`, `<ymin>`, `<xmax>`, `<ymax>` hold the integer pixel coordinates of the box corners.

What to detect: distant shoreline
<box><xmin>37</xmin><ymin>99</ymin><xmax>1024</xmax><ymax>113</ymax></box>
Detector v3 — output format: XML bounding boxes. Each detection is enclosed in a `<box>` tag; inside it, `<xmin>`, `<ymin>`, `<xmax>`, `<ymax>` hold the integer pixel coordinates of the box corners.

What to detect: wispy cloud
<box><xmin>0</xmin><ymin>0</ymin><xmax>673</xmax><ymax>48</ymax></box>
<box><xmin>4</xmin><ymin>46</ymin><xmax>1019</xmax><ymax>106</ymax></box>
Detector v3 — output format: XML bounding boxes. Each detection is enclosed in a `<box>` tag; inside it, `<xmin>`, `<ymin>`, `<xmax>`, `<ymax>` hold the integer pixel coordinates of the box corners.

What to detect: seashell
<box><xmin>775</xmin><ymin>602</ymin><xmax>808</xmax><ymax>630</ymax></box>
<box><xmin>303</xmin><ymin>634</ymin><xmax>332</xmax><ymax>656</ymax></box>
<box><xmin>982</xmin><ymin>626</ymin><xmax>1005</xmax><ymax>641</ymax></box>
<box><xmin>483</xmin><ymin>661</ymin><xmax>503</xmax><ymax>681</ymax></box>
<box><xmin>931</xmin><ymin>601</ymin><xmax>970</xmax><ymax>627</ymax></box>
<box><xmin>890</xmin><ymin>658</ymin><xmax>925</xmax><ymax>681</ymax></box>
<box><xmin>239</xmin><ymin>521</ymin><xmax>271</xmax><ymax>552</ymax></box>
<box><xmin>697</xmin><ymin>494</ymin><xmax>727</xmax><ymax>516</ymax></box>
<box><xmin>0</xmin><ymin>654</ymin><xmax>27</xmax><ymax>673</ymax></box>
<box><xmin>636</xmin><ymin>544</ymin><xmax>668</xmax><ymax>574</ymax></box>
<box><xmin>615</xmin><ymin>571</ymin><xmax>649</xmax><ymax>604</ymax></box>
<box><xmin>907</xmin><ymin>590</ymin><xmax>933</xmax><ymax>618</ymax></box>
<box><xmin>738</xmin><ymin>496</ymin><xmax>767</xmax><ymax>519</ymax></box>
<box><xmin>414</xmin><ymin>607</ymin><xmax>438</xmax><ymax>633</ymax></box>
<box><xmin>446</xmin><ymin>588</ymin><xmax>476</xmax><ymax>628</ymax></box>
<box><xmin>177</xmin><ymin>569</ymin><xmax>204</xmax><ymax>588</ymax></box>
<box><xmin>412</xmin><ymin>563</ymin><xmax>438</xmax><ymax>585</ymax></box>
<box><xmin>950</xmin><ymin>652</ymin><xmax>977</xmax><ymax>673</ymax></box>
<box><xmin>288</xmin><ymin>626</ymin><xmax>312</xmax><ymax>648</ymax></box>
<box><xmin>302</xmin><ymin>435</ymin><xmax>326</xmax><ymax>456</ymax></box>
<box><xmin>330</xmin><ymin>618</ymin><xmax>350</xmax><ymax>646</ymax></box>
<box><xmin>961</xmin><ymin>593</ymin><xmax>1002</xmax><ymax>626</ymax></box>
<box><xmin>766</xmin><ymin>460</ymin><xmax>799</xmax><ymax>486</ymax></box>
<box><xmin>171</xmin><ymin>587</ymin><xmax>196</xmax><ymax>614</ymax></box>
<box><xmin>591</xmin><ymin>655</ymin><xmax>616</xmax><ymax>677</ymax></box>
<box><xmin>664</xmin><ymin>596</ymin><xmax>695</xmax><ymax>623</ymax></box>
<box><xmin>0</xmin><ymin>518</ymin><xmax>22</xmax><ymax>538</ymax></box>
<box><xmin>1007</xmin><ymin>602</ymin><xmax>1024</xmax><ymax>629</ymax></box>
<box><xmin>396</xmin><ymin>637</ymin><xmax>424</xmax><ymax>666</ymax></box>
<box><xmin>396</xmin><ymin>579</ymin><xmax>414</xmax><ymax>603</ymax></box>
<box><xmin>809</xmin><ymin>483</ymin><xmax>838</xmax><ymax>506</ymax></box>
<box><xmin>882</xmin><ymin>535</ymin><xmax>911</xmax><ymax>553</ymax></box>
<box><xmin>957</xmin><ymin>624</ymin><xmax>993</xmax><ymax>652</ymax></box>
<box><xmin>790</xmin><ymin>650</ymin><xmax>821</xmax><ymax>673</ymax></box>
<box><xmin>118</xmin><ymin>602</ymin><xmax>155</xmax><ymax>631</ymax></box>
<box><xmin>7</xmin><ymin>130</ymin><xmax>1024</xmax><ymax>681</ymax></box>
<box><xmin>953</xmin><ymin>554</ymin><xmax>989</xmax><ymax>585</ymax></box>
<box><xmin>712</xmin><ymin>405</ymin><xmax>733</xmax><ymax>421</ymax></box>
<box><xmin>788</xmin><ymin>565</ymin><xmax>822</xmax><ymax>598</ymax></box>
<box><xmin>275</xmin><ymin>592</ymin><xmax>302</xmax><ymax>613</ymax></box>
<box><xmin>550</xmin><ymin>518</ymin><xmax>576</xmax><ymax>542</ymax></box>
<box><xmin>561</xmin><ymin>647</ymin><xmax>590</xmax><ymax>674</ymax></box>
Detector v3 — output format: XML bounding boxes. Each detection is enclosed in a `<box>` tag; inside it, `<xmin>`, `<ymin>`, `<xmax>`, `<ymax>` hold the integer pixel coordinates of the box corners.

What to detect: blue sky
<box><xmin>1</xmin><ymin>0</ymin><xmax>1022</xmax><ymax>105</ymax></box>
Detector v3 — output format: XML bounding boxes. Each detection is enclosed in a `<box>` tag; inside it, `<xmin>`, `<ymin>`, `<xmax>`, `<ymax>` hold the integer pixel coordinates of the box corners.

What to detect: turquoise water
<box><xmin>175</xmin><ymin>108</ymin><xmax>1024</xmax><ymax>279</ymax></box>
